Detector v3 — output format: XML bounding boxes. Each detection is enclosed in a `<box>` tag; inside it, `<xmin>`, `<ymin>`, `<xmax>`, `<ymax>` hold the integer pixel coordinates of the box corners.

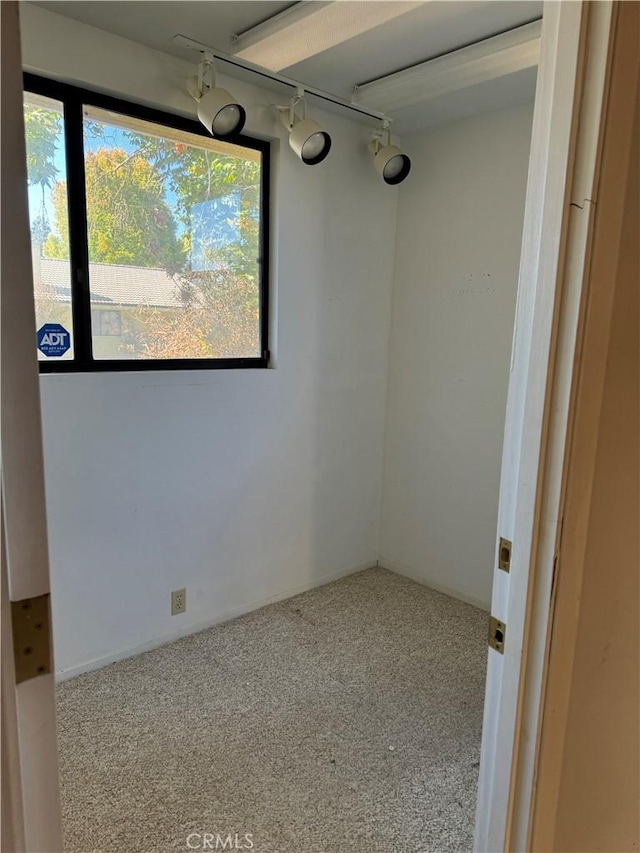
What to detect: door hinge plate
<box><xmin>11</xmin><ymin>594</ymin><xmax>52</xmax><ymax>684</ymax></box>
<box><xmin>498</xmin><ymin>537</ymin><xmax>512</xmax><ymax>572</ymax></box>
<box><xmin>488</xmin><ymin>615</ymin><xmax>506</xmax><ymax>654</ymax></box>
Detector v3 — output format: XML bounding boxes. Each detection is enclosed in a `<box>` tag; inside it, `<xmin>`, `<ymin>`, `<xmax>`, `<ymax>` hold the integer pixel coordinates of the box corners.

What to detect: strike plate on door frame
<box><xmin>488</xmin><ymin>615</ymin><xmax>506</xmax><ymax>654</ymax></box>
<box><xmin>498</xmin><ymin>537</ymin><xmax>512</xmax><ymax>572</ymax></box>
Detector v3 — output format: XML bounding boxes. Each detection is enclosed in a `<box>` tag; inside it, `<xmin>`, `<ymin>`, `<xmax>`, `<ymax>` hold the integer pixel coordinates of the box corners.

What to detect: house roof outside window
<box><xmin>34</xmin><ymin>256</ymin><xmax>188</xmax><ymax>309</ymax></box>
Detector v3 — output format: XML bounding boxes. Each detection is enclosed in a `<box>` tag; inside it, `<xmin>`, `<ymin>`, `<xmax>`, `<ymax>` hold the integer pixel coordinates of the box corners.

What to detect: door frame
<box><xmin>529</xmin><ymin>2</ymin><xmax>639</xmax><ymax>846</ymax></box>
<box><xmin>476</xmin><ymin>1</ymin><xmax>624</xmax><ymax>850</ymax></box>
<box><xmin>1</xmin><ymin>3</ymin><xmax>63</xmax><ymax>851</ymax></box>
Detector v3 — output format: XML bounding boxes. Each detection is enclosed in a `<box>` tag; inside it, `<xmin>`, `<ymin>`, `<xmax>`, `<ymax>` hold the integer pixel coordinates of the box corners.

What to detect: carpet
<box><xmin>56</xmin><ymin>567</ymin><xmax>487</xmax><ymax>853</ymax></box>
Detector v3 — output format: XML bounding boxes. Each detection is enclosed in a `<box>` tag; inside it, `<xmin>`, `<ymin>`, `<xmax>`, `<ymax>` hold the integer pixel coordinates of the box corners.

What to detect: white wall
<box><xmin>20</xmin><ymin>5</ymin><xmax>398</xmax><ymax>676</ymax></box>
<box><xmin>20</xmin><ymin>6</ymin><xmax>535</xmax><ymax>674</ymax></box>
<box><xmin>379</xmin><ymin>103</ymin><xmax>534</xmax><ymax>609</ymax></box>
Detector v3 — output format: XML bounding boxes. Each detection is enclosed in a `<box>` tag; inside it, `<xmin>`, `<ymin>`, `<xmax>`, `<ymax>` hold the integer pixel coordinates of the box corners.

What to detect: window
<box><xmin>23</xmin><ymin>75</ymin><xmax>270</xmax><ymax>372</ymax></box>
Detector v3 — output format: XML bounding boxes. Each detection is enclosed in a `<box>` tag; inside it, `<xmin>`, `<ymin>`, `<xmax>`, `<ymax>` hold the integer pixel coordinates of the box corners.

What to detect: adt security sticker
<box><xmin>37</xmin><ymin>324</ymin><xmax>71</xmax><ymax>357</ymax></box>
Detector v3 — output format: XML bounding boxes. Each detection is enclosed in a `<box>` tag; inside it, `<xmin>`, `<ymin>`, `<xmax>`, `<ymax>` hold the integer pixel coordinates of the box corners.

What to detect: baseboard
<box><xmin>55</xmin><ymin>560</ymin><xmax>376</xmax><ymax>682</ymax></box>
<box><xmin>379</xmin><ymin>560</ymin><xmax>491</xmax><ymax>612</ymax></box>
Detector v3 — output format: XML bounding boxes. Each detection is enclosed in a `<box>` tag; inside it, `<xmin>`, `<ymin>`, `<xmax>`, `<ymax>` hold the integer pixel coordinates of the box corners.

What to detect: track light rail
<box><xmin>173</xmin><ymin>34</ymin><xmax>389</xmax><ymax>123</ymax></box>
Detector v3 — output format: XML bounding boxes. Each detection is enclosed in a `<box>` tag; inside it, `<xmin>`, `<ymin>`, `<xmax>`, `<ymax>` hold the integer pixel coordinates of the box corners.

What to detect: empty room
<box><xmin>11</xmin><ymin>1</ymin><xmax>540</xmax><ymax>850</ymax></box>
<box><xmin>9</xmin><ymin>0</ymin><xmax>618</xmax><ymax>851</ymax></box>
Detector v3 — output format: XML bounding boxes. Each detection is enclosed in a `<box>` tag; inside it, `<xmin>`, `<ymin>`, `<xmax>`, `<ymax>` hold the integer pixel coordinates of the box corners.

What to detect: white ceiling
<box><xmin>31</xmin><ymin>1</ymin><xmax>543</xmax><ymax>133</ymax></box>
<box><xmin>283</xmin><ymin>2</ymin><xmax>541</xmax><ymax>95</ymax></box>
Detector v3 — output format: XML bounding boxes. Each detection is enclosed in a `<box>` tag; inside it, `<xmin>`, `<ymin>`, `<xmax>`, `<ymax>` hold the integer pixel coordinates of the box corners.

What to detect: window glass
<box><xmin>82</xmin><ymin>106</ymin><xmax>262</xmax><ymax>361</ymax></box>
<box><xmin>23</xmin><ymin>92</ymin><xmax>75</xmax><ymax>361</ymax></box>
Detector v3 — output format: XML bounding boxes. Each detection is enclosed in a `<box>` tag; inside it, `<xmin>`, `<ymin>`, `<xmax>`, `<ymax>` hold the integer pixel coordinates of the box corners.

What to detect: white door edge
<box><xmin>475</xmin><ymin>2</ymin><xmax>617</xmax><ymax>850</ymax></box>
<box><xmin>1</xmin><ymin>3</ymin><xmax>63</xmax><ymax>851</ymax></box>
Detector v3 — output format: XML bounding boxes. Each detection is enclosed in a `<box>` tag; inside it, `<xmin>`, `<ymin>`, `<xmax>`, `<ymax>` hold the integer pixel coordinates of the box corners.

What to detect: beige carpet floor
<box><xmin>57</xmin><ymin>567</ymin><xmax>487</xmax><ymax>853</ymax></box>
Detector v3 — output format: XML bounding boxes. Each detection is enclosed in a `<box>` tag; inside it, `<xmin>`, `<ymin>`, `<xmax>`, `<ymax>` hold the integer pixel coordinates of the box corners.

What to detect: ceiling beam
<box><xmin>232</xmin><ymin>0</ymin><xmax>424</xmax><ymax>72</ymax></box>
<box><xmin>353</xmin><ymin>20</ymin><xmax>542</xmax><ymax>113</ymax></box>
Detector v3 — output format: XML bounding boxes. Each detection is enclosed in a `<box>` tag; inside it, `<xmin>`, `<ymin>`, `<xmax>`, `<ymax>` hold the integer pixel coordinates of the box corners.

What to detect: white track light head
<box><xmin>198</xmin><ymin>88</ymin><xmax>246</xmax><ymax>137</ymax></box>
<box><xmin>372</xmin><ymin>143</ymin><xmax>411</xmax><ymax>185</ymax></box>
<box><xmin>192</xmin><ymin>53</ymin><xmax>246</xmax><ymax>138</ymax></box>
<box><xmin>289</xmin><ymin>117</ymin><xmax>332</xmax><ymax>164</ymax></box>
<box><xmin>369</xmin><ymin>123</ymin><xmax>411</xmax><ymax>185</ymax></box>
<box><xmin>277</xmin><ymin>91</ymin><xmax>332</xmax><ymax>165</ymax></box>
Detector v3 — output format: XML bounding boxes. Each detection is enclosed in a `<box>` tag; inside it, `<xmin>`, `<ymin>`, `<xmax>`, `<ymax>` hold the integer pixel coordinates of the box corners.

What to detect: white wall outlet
<box><xmin>171</xmin><ymin>588</ymin><xmax>186</xmax><ymax>616</ymax></box>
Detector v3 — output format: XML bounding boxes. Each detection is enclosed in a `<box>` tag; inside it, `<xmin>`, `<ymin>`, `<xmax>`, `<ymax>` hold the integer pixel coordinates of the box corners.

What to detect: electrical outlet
<box><xmin>171</xmin><ymin>588</ymin><xmax>186</xmax><ymax>616</ymax></box>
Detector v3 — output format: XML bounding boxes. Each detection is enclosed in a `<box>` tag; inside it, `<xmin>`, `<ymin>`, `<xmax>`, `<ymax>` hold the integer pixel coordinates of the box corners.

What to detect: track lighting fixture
<box><xmin>181</xmin><ymin>40</ymin><xmax>412</xmax><ymax>182</ymax></box>
<box><xmin>369</xmin><ymin>121</ymin><xmax>411</xmax><ymax>185</ymax></box>
<box><xmin>189</xmin><ymin>52</ymin><xmax>246</xmax><ymax>138</ymax></box>
<box><xmin>277</xmin><ymin>89</ymin><xmax>332</xmax><ymax>165</ymax></box>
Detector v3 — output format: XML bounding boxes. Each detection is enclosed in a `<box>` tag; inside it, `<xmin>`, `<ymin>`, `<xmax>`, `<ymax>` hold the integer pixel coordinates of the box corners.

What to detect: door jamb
<box><xmin>529</xmin><ymin>3</ymin><xmax>639</xmax><ymax>846</ymax></box>
<box><xmin>475</xmin><ymin>2</ymin><xmax>620</xmax><ymax>849</ymax></box>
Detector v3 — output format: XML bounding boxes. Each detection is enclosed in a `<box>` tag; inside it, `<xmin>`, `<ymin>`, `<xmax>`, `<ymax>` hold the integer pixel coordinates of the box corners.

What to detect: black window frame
<box><xmin>24</xmin><ymin>73</ymin><xmax>271</xmax><ymax>374</ymax></box>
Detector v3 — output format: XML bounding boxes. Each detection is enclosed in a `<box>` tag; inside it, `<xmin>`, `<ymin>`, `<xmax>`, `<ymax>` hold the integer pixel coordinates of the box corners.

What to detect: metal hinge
<box><xmin>11</xmin><ymin>594</ymin><xmax>52</xmax><ymax>684</ymax></box>
<box><xmin>488</xmin><ymin>615</ymin><xmax>506</xmax><ymax>654</ymax></box>
<box><xmin>498</xmin><ymin>537</ymin><xmax>512</xmax><ymax>573</ymax></box>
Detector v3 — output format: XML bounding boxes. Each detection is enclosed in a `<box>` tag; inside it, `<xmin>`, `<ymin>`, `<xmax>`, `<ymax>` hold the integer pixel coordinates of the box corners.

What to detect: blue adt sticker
<box><xmin>37</xmin><ymin>323</ymin><xmax>71</xmax><ymax>357</ymax></box>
